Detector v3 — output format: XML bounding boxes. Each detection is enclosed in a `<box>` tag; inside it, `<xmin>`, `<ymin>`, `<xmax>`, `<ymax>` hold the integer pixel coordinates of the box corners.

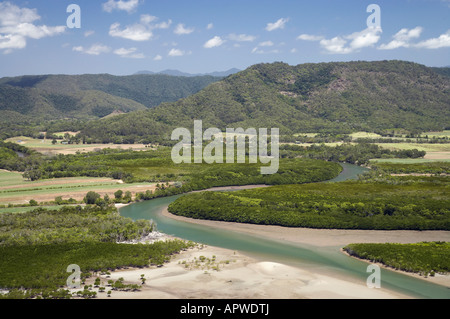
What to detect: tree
<box><xmin>84</xmin><ymin>191</ymin><xmax>101</xmax><ymax>205</ymax></box>
<box><xmin>23</xmin><ymin>168</ymin><xmax>42</xmax><ymax>181</ymax></box>
<box><xmin>114</xmin><ymin>190</ymin><xmax>123</xmax><ymax>200</ymax></box>
<box><xmin>29</xmin><ymin>199</ymin><xmax>38</xmax><ymax>206</ymax></box>
<box><xmin>123</xmin><ymin>191</ymin><xmax>132</xmax><ymax>203</ymax></box>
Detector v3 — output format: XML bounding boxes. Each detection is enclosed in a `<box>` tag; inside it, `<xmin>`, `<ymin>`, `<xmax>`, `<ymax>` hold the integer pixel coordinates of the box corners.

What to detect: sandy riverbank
<box><xmin>86</xmin><ymin>242</ymin><xmax>413</xmax><ymax>299</ymax></box>
<box><xmin>160</xmin><ymin>208</ymin><xmax>450</xmax><ymax>288</ymax></box>
<box><xmin>80</xmin><ymin>207</ymin><xmax>450</xmax><ymax>299</ymax></box>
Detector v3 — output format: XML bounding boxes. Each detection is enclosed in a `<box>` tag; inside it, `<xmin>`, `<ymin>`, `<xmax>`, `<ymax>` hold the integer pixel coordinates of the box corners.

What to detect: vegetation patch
<box><xmin>168</xmin><ymin>180</ymin><xmax>450</xmax><ymax>230</ymax></box>
<box><xmin>0</xmin><ymin>205</ymin><xmax>194</xmax><ymax>299</ymax></box>
<box><xmin>343</xmin><ymin>242</ymin><xmax>450</xmax><ymax>277</ymax></box>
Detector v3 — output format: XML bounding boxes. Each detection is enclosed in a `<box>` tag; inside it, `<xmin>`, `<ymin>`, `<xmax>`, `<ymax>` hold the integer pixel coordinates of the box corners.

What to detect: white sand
<box><xmin>86</xmin><ymin>244</ymin><xmax>411</xmax><ymax>299</ymax></box>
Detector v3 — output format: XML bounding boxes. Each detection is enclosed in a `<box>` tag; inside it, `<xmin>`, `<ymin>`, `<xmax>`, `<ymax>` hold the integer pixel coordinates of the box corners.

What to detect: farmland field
<box><xmin>4</xmin><ymin>136</ymin><xmax>149</xmax><ymax>155</ymax></box>
<box><xmin>0</xmin><ymin>170</ymin><xmax>157</xmax><ymax>205</ymax></box>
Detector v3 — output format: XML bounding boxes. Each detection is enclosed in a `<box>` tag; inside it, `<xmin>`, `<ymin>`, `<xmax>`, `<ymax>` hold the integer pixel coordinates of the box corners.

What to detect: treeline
<box><xmin>168</xmin><ymin>180</ymin><xmax>450</xmax><ymax>230</ymax></box>
<box><xmin>280</xmin><ymin>143</ymin><xmax>426</xmax><ymax>165</ymax></box>
<box><xmin>344</xmin><ymin>242</ymin><xmax>449</xmax><ymax>276</ymax></box>
<box><xmin>354</xmin><ymin>137</ymin><xmax>450</xmax><ymax>144</ymax></box>
<box><xmin>0</xmin><ymin>140</ymin><xmax>42</xmax><ymax>173</ymax></box>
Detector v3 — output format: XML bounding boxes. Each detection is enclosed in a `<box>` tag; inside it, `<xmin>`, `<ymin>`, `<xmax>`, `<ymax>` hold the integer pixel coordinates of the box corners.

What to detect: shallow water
<box><xmin>120</xmin><ymin>164</ymin><xmax>450</xmax><ymax>299</ymax></box>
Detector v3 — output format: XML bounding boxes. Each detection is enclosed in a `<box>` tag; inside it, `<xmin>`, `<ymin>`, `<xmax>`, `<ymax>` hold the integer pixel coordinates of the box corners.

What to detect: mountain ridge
<box><xmin>134</xmin><ymin>68</ymin><xmax>241</xmax><ymax>77</ymax></box>
<box><xmin>78</xmin><ymin>60</ymin><xmax>450</xmax><ymax>144</ymax></box>
<box><xmin>0</xmin><ymin>73</ymin><xmax>221</xmax><ymax>123</ymax></box>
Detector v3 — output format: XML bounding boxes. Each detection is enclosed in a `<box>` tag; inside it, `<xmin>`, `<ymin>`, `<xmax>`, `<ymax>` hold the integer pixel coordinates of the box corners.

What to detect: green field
<box><xmin>350</xmin><ymin>132</ymin><xmax>384</xmax><ymax>139</ymax></box>
<box><xmin>4</xmin><ymin>136</ymin><xmax>147</xmax><ymax>154</ymax></box>
<box><xmin>425</xmin><ymin>131</ymin><xmax>450</xmax><ymax>138</ymax></box>
<box><xmin>370</xmin><ymin>158</ymin><xmax>450</xmax><ymax>164</ymax></box>
<box><xmin>374</xmin><ymin>143</ymin><xmax>450</xmax><ymax>152</ymax></box>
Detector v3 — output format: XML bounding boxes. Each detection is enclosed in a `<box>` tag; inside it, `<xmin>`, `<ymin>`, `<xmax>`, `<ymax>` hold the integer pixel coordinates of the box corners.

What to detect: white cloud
<box><xmin>207</xmin><ymin>23</ymin><xmax>214</xmax><ymax>30</ymax></box>
<box><xmin>203</xmin><ymin>36</ymin><xmax>225</xmax><ymax>48</ymax></box>
<box><xmin>114</xmin><ymin>47</ymin><xmax>145</xmax><ymax>58</ymax></box>
<box><xmin>320</xmin><ymin>27</ymin><xmax>382</xmax><ymax>54</ymax></box>
<box><xmin>0</xmin><ymin>2</ymin><xmax>65</xmax><ymax>53</ymax></box>
<box><xmin>415</xmin><ymin>30</ymin><xmax>450</xmax><ymax>49</ymax></box>
<box><xmin>84</xmin><ymin>30</ymin><xmax>95</xmax><ymax>37</ymax></box>
<box><xmin>251</xmin><ymin>47</ymin><xmax>280</xmax><ymax>54</ymax></box>
<box><xmin>265</xmin><ymin>18</ymin><xmax>289</xmax><ymax>32</ymax></box>
<box><xmin>109</xmin><ymin>22</ymin><xmax>153</xmax><ymax>41</ymax></box>
<box><xmin>109</xmin><ymin>15</ymin><xmax>171</xmax><ymax>41</ymax></box>
<box><xmin>73</xmin><ymin>44</ymin><xmax>111</xmax><ymax>56</ymax></box>
<box><xmin>228</xmin><ymin>33</ymin><xmax>256</xmax><ymax>42</ymax></box>
<box><xmin>174</xmin><ymin>23</ymin><xmax>194</xmax><ymax>35</ymax></box>
<box><xmin>379</xmin><ymin>26</ymin><xmax>423</xmax><ymax>50</ymax></box>
<box><xmin>297</xmin><ymin>34</ymin><xmax>324</xmax><ymax>41</ymax></box>
<box><xmin>155</xmin><ymin>19</ymin><xmax>172</xmax><ymax>29</ymax></box>
<box><xmin>258</xmin><ymin>40</ymin><xmax>274</xmax><ymax>47</ymax></box>
<box><xmin>102</xmin><ymin>0</ymin><xmax>140</xmax><ymax>13</ymax></box>
<box><xmin>153</xmin><ymin>54</ymin><xmax>162</xmax><ymax>61</ymax></box>
<box><xmin>168</xmin><ymin>48</ymin><xmax>185</xmax><ymax>56</ymax></box>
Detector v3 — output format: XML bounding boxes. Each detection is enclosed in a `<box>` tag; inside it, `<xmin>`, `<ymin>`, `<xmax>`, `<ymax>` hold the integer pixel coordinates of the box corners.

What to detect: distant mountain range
<box><xmin>1</xmin><ymin>61</ymin><xmax>449</xmax><ymax>143</ymax></box>
<box><xmin>134</xmin><ymin>68</ymin><xmax>241</xmax><ymax>78</ymax></box>
<box><xmin>79</xmin><ymin>60</ymin><xmax>450</xmax><ymax>144</ymax></box>
<box><xmin>0</xmin><ymin>73</ymin><xmax>221</xmax><ymax>124</ymax></box>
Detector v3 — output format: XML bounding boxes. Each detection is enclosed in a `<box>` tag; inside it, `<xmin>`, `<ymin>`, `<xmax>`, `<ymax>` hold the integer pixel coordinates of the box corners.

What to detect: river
<box><xmin>120</xmin><ymin>163</ymin><xmax>450</xmax><ymax>299</ymax></box>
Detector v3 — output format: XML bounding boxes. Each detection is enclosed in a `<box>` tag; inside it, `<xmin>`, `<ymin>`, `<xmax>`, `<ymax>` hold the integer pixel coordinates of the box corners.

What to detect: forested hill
<box><xmin>0</xmin><ymin>73</ymin><xmax>220</xmax><ymax>123</ymax></box>
<box><xmin>79</xmin><ymin>60</ymin><xmax>450</xmax><ymax>144</ymax></box>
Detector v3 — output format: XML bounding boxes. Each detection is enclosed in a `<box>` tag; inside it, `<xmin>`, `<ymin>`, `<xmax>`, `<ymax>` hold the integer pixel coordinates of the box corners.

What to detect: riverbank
<box><xmin>161</xmin><ymin>208</ymin><xmax>450</xmax><ymax>288</ymax></box>
<box><xmin>90</xmin><ymin>241</ymin><xmax>412</xmax><ymax>299</ymax></box>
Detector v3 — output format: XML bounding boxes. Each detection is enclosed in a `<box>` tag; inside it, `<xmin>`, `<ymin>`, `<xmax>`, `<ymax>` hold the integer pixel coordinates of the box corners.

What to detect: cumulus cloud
<box><xmin>73</xmin><ymin>44</ymin><xmax>111</xmax><ymax>56</ymax></box>
<box><xmin>415</xmin><ymin>30</ymin><xmax>450</xmax><ymax>49</ymax></box>
<box><xmin>378</xmin><ymin>26</ymin><xmax>423</xmax><ymax>50</ymax></box>
<box><xmin>153</xmin><ymin>54</ymin><xmax>162</xmax><ymax>61</ymax></box>
<box><xmin>203</xmin><ymin>36</ymin><xmax>225</xmax><ymax>48</ymax></box>
<box><xmin>251</xmin><ymin>47</ymin><xmax>280</xmax><ymax>54</ymax></box>
<box><xmin>168</xmin><ymin>48</ymin><xmax>185</xmax><ymax>56</ymax></box>
<box><xmin>265</xmin><ymin>18</ymin><xmax>289</xmax><ymax>31</ymax></box>
<box><xmin>207</xmin><ymin>23</ymin><xmax>214</xmax><ymax>30</ymax></box>
<box><xmin>258</xmin><ymin>40</ymin><xmax>274</xmax><ymax>47</ymax></box>
<box><xmin>0</xmin><ymin>2</ymin><xmax>65</xmax><ymax>53</ymax></box>
<box><xmin>228</xmin><ymin>33</ymin><xmax>256</xmax><ymax>42</ymax></box>
<box><xmin>297</xmin><ymin>34</ymin><xmax>324</xmax><ymax>41</ymax></box>
<box><xmin>114</xmin><ymin>47</ymin><xmax>145</xmax><ymax>58</ymax></box>
<box><xmin>109</xmin><ymin>14</ymin><xmax>171</xmax><ymax>41</ymax></box>
<box><xmin>102</xmin><ymin>0</ymin><xmax>140</xmax><ymax>13</ymax></box>
<box><xmin>174</xmin><ymin>23</ymin><xmax>194</xmax><ymax>35</ymax></box>
<box><xmin>320</xmin><ymin>27</ymin><xmax>382</xmax><ymax>54</ymax></box>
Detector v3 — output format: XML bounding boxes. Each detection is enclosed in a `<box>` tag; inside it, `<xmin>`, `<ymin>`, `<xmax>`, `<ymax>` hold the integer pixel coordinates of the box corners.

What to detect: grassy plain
<box><xmin>4</xmin><ymin>136</ymin><xmax>148</xmax><ymax>155</ymax></box>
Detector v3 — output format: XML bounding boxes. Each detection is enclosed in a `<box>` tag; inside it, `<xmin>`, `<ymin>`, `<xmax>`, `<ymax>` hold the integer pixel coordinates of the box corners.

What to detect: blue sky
<box><xmin>0</xmin><ymin>0</ymin><xmax>449</xmax><ymax>77</ymax></box>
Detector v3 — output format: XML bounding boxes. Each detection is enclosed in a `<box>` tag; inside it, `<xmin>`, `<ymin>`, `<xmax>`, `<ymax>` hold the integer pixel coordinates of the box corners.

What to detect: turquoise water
<box><xmin>120</xmin><ymin>164</ymin><xmax>450</xmax><ymax>299</ymax></box>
